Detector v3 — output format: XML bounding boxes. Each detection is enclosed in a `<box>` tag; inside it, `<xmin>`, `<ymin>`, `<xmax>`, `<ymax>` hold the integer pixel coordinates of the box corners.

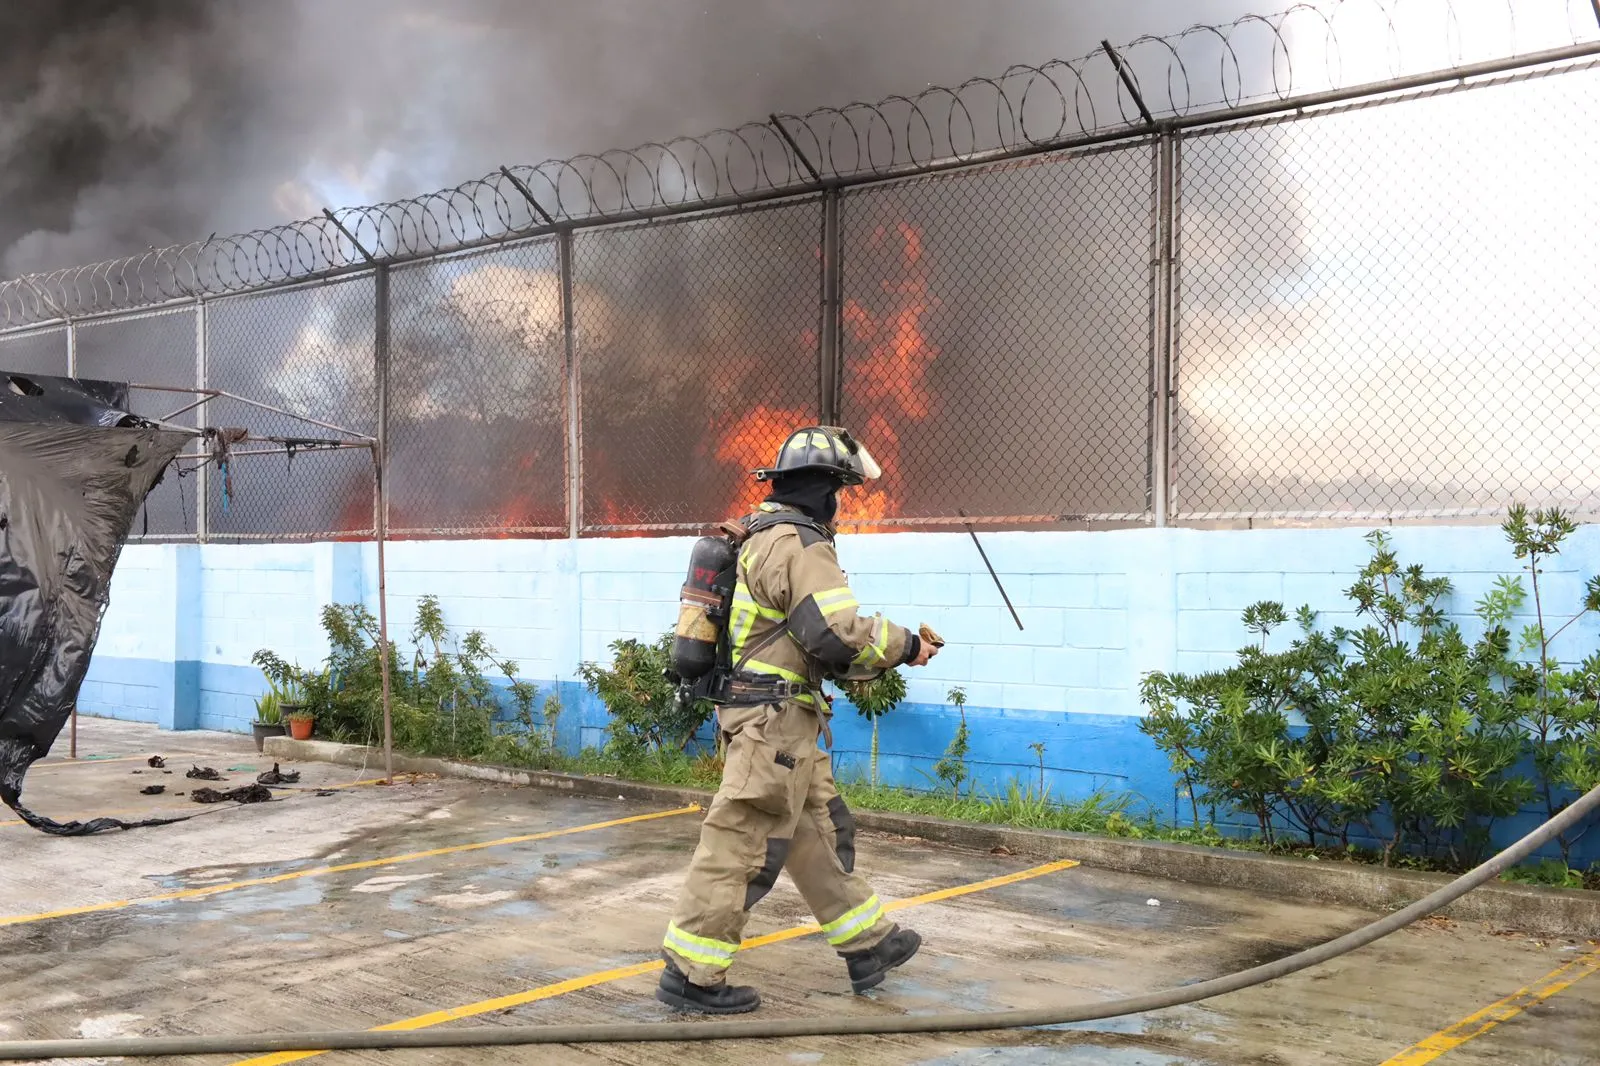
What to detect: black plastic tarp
<box><xmin>0</xmin><ymin>370</ymin><xmax>192</xmax><ymax>833</ymax></box>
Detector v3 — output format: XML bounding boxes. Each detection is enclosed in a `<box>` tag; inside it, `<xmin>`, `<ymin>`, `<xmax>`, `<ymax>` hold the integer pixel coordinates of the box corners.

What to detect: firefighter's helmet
<box><xmin>753</xmin><ymin>425</ymin><xmax>882</xmax><ymax>485</ymax></box>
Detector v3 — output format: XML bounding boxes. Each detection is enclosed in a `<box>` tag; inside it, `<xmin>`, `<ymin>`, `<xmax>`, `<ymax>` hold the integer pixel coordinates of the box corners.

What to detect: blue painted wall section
<box><xmin>81</xmin><ymin>523</ymin><xmax>1600</xmax><ymax>864</ymax></box>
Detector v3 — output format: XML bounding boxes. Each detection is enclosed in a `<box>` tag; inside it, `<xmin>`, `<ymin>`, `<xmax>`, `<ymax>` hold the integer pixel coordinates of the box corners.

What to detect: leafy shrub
<box><xmin>1140</xmin><ymin>531</ymin><xmax>1536</xmax><ymax>866</ymax></box>
<box><xmin>933</xmin><ymin>686</ymin><xmax>972</xmax><ymax>797</ymax></box>
<box><xmin>1139</xmin><ymin>601</ymin><xmax>1344</xmax><ymax>847</ymax></box>
<box><xmin>842</xmin><ymin>668</ymin><xmax>906</xmax><ymax>788</ymax></box>
<box><xmin>577</xmin><ymin>634</ymin><xmax>712</xmax><ymax>755</ymax></box>
<box><xmin>1476</xmin><ymin>505</ymin><xmax>1600</xmax><ymax>865</ymax></box>
<box><xmin>252</xmin><ymin>595</ymin><xmax>546</xmax><ymax>764</ymax></box>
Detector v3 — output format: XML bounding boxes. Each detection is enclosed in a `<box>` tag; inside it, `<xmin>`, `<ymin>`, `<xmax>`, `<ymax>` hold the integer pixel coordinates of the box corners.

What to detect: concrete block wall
<box><xmin>78</xmin><ymin>522</ymin><xmax>1600</xmax><ymax>862</ymax></box>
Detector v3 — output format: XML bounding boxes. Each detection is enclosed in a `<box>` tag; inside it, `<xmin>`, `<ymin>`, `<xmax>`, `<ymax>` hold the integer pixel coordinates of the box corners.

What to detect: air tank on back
<box><xmin>672</xmin><ymin>533</ymin><xmax>737</xmax><ymax>680</ymax></box>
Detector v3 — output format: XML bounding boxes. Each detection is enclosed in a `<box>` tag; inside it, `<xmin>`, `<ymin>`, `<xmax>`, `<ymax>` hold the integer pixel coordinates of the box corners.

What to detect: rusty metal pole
<box><xmin>1152</xmin><ymin>132</ymin><xmax>1177</xmax><ymax>528</ymax></box>
<box><xmin>195</xmin><ymin>299</ymin><xmax>209</xmax><ymax>543</ymax></box>
<box><xmin>560</xmin><ymin>230</ymin><xmax>580</xmax><ymax>537</ymax></box>
<box><xmin>818</xmin><ymin>192</ymin><xmax>841</xmax><ymax>424</ymax></box>
<box><xmin>373</xmin><ymin>264</ymin><xmax>394</xmax><ymax>784</ymax></box>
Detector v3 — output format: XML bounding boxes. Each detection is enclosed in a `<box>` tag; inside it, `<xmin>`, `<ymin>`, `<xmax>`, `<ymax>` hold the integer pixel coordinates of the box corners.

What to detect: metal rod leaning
<box><xmin>131</xmin><ymin>385</ymin><xmax>376</xmax><ymax>443</ymax></box>
<box><xmin>958</xmin><ymin>509</ymin><xmax>1023</xmax><ymax>631</ymax></box>
<box><xmin>322</xmin><ymin>209</ymin><xmax>378</xmax><ymax>265</ymax></box>
<box><xmin>769</xmin><ymin>113</ymin><xmax>823</xmax><ymax>183</ymax></box>
<box><xmin>1102</xmin><ymin>39</ymin><xmax>1156</xmax><ymax>127</ymax></box>
<box><xmin>499</xmin><ymin>166</ymin><xmax>558</xmax><ymax>227</ymax></box>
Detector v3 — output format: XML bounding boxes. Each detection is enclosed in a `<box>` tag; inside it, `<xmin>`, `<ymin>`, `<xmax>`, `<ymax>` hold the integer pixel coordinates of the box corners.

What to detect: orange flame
<box><xmin>333</xmin><ymin>221</ymin><xmax>938</xmax><ymax>539</ymax></box>
<box><xmin>835</xmin><ymin>221</ymin><xmax>939</xmax><ymax>529</ymax></box>
<box><xmin>715</xmin><ymin>402</ymin><xmax>812</xmax><ymax>515</ymax></box>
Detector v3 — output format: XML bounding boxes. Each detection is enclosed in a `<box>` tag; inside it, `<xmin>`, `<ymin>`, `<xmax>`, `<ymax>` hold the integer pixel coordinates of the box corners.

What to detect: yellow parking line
<box><xmin>0</xmin><ymin>777</ymin><xmax>393</xmax><ymax>830</ymax></box>
<box><xmin>1380</xmin><ymin>943</ymin><xmax>1600</xmax><ymax>1064</ymax></box>
<box><xmin>233</xmin><ymin>857</ymin><xmax>1081</xmax><ymax>1066</ymax></box>
<box><xmin>0</xmin><ymin>805</ymin><xmax>702</xmax><ymax>928</ymax></box>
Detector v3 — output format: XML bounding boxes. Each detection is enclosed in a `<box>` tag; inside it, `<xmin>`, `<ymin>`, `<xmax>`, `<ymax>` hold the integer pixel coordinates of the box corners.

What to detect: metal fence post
<box><xmin>64</xmin><ymin>319</ymin><xmax>76</xmax><ymax>377</ymax></box>
<box><xmin>1150</xmin><ymin>131</ymin><xmax>1178</xmax><ymax>527</ymax></box>
<box><xmin>374</xmin><ymin>266</ymin><xmax>390</xmax><ymax>537</ymax></box>
<box><xmin>819</xmin><ymin>191</ymin><xmax>842</xmax><ymax>424</ymax></box>
<box><xmin>373</xmin><ymin>263</ymin><xmax>395</xmax><ymax>781</ymax></box>
<box><xmin>195</xmin><ymin>299</ymin><xmax>208</xmax><ymax>542</ymax></box>
<box><xmin>561</xmin><ymin>231</ymin><xmax>581</xmax><ymax>537</ymax></box>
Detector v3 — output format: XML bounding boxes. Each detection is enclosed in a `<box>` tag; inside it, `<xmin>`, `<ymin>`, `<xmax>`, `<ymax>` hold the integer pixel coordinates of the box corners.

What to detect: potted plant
<box><xmin>285</xmin><ymin>708</ymin><xmax>315</xmax><ymax>741</ymax></box>
<box><xmin>250</xmin><ymin>652</ymin><xmax>323</xmax><ymax>742</ymax></box>
<box><xmin>251</xmin><ymin>685</ymin><xmax>286</xmax><ymax>752</ymax></box>
<box><xmin>277</xmin><ymin>677</ymin><xmax>308</xmax><ymax>722</ymax></box>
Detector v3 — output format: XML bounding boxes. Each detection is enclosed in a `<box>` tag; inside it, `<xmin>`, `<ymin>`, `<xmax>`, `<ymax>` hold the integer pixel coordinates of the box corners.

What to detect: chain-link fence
<box><xmin>74</xmin><ymin>308</ymin><xmax>200</xmax><ymax>538</ymax></box>
<box><xmin>204</xmin><ymin>277</ymin><xmax>377</xmax><ymax>540</ymax></box>
<box><xmin>2</xmin><ymin>32</ymin><xmax>1598</xmax><ymax>542</ymax></box>
<box><xmin>0</xmin><ymin>326</ymin><xmax>67</xmax><ymax>378</ymax></box>
<box><xmin>574</xmin><ymin>199</ymin><xmax>823</xmax><ymax>532</ymax></box>
<box><xmin>838</xmin><ymin>145</ymin><xmax>1156</xmax><ymax>528</ymax></box>
<box><xmin>1173</xmin><ymin>64</ymin><xmax>1600</xmax><ymax>521</ymax></box>
<box><xmin>389</xmin><ymin>240</ymin><xmax>567</xmax><ymax>537</ymax></box>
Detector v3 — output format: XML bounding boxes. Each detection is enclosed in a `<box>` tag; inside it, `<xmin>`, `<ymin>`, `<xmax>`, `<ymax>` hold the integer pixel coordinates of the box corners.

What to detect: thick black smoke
<box><xmin>0</xmin><ymin>0</ymin><xmax>1265</xmax><ymax>276</ymax></box>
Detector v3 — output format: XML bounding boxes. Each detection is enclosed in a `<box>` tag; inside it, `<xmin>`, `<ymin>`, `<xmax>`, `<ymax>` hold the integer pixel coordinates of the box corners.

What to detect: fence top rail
<box><xmin>1</xmin><ymin>0</ymin><xmax>1595</xmax><ymax>329</ymax></box>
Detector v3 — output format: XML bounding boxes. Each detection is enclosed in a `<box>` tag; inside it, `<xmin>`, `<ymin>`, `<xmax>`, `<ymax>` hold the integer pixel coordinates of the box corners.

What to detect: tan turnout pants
<box><xmin>662</xmin><ymin>699</ymin><xmax>894</xmax><ymax>986</ymax></box>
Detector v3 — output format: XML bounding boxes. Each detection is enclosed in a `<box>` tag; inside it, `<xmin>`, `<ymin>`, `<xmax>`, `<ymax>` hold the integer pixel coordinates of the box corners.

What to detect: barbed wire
<box><xmin>1</xmin><ymin>0</ymin><xmax>1595</xmax><ymax>328</ymax></box>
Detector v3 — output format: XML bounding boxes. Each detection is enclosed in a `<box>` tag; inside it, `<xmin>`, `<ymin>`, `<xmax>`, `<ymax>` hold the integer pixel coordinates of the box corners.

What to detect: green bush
<box><xmin>842</xmin><ymin>668</ymin><xmax>906</xmax><ymax>788</ymax></box>
<box><xmin>577</xmin><ymin>634</ymin><xmax>712</xmax><ymax>755</ymax></box>
<box><xmin>252</xmin><ymin>595</ymin><xmax>548</xmax><ymax>765</ymax></box>
<box><xmin>1475</xmin><ymin>505</ymin><xmax>1600</xmax><ymax>865</ymax></box>
<box><xmin>1140</xmin><ymin>530</ymin><xmax>1536</xmax><ymax>866</ymax></box>
<box><xmin>933</xmin><ymin>686</ymin><xmax>972</xmax><ymax>797</ymax></box>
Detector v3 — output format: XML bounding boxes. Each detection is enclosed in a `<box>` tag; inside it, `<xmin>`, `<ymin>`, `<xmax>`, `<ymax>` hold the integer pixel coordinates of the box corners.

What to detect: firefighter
<box><xmin>656</xmin><ymin>426</ymin><xmax>939</xmax><ymax>1014</ymax></box>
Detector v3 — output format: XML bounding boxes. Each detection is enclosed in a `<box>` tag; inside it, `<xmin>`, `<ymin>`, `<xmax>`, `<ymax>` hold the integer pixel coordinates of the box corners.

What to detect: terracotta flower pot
<box><xmin>287</xmin><ymin>717</ymin><xmax>314</xmax><ymax>741</ymax></box>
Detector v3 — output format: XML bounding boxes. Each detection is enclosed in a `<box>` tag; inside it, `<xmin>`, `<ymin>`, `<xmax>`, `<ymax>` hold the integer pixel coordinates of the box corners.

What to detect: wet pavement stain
<box><xmin>915</xmin><ymin>1045</ymin><xmax>1206</xmax><ymax>1066</ymax></box>
<box><xmin>10</xmin><ymin>720</ymin><xmax>1599</xmax><ymax>1066</ymax></box>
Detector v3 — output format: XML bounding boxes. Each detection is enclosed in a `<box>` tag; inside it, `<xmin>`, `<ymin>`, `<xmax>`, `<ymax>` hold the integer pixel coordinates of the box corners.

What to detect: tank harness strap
<box><xmin>711</xmin><ymin>509</ymin><xmax>834</xmax><ymax>743</ymax></box>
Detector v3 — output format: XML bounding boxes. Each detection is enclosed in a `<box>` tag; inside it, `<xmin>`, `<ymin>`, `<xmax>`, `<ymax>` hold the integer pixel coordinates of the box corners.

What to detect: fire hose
<box><xmin>1</xmin><ymin>781</ymin><xmax>1595</xmax><ymax>1058</ymax></box>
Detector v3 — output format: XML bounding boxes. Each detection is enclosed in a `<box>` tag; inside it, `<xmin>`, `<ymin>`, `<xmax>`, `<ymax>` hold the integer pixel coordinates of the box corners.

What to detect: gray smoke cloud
<box><xmin>21</xmin><ymin>0</ymin><xmax>1578</xmax><ymax>536</ymax></box>
<box><xmin>0</xmin><ymin>0</ymin><xmax>1265</xmax><ymax>276</ymax></box>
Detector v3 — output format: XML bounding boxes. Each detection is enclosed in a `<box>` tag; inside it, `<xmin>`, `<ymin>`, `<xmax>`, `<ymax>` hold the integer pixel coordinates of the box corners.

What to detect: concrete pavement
<box><xmin>1</xmin><ymin>717</ymin><xmax>1595</xmax><ymax>1065</ymax></box>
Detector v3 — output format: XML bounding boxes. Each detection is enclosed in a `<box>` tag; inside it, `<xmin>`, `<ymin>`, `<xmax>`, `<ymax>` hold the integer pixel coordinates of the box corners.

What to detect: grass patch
<box><xmin>524</xmin><ymin>747</ymin><xmax>1599</xmax><ymax>892</ymax></box>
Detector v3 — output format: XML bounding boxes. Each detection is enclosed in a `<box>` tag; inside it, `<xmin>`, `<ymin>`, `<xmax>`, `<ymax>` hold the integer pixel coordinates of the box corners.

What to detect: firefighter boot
<box><xmin>656</xmin><ymin>960</ymin><xmax>762</xmax><ymax>1015</ymax></box>
<box><xmin>842</xmin><ymin>924</ymin><xmax>922</xmax><ymax>993</ymax></box>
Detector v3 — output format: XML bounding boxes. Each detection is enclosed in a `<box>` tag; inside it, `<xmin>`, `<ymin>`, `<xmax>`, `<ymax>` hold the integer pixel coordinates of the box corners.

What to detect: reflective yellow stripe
<box><xmin>852</xmin><ymin>616</ymin><xmax>892</xmax><ymax>667</ymax></box>
<box><xmin>821</xmin><ymin>895</ymin><xmax>884</xmax><ymax>946</ymax></box>
<box><xmin>729</xmin><ymin>605</ymin><xmax>759</xmax><ymax>658</ymax></box>
<box><xmin>730</xmin><ymin>579</ymin><xmax>784</xmax><ymax>661</ymax></box>
<box><xmin>732</xmin><ymin>593</ymin><xmax>784</xmax><ymax>622</ymax></box>
<box><xmin>812</xmin><ymin>587</ymin><xmax>859</xmax><ymax>617</ymax></box>
<box><xmin>663</xmin><ymin>923</ymin><xmax>737</xmax><ymax>967</ymax></box>
<box><xmin>743</xmin><ymin>659</ymin><xmax>817</xmax><ymax>706</ymax></box>
<box><xmin>744</xmin><ymin>659</ymin><xmax>808</xmax><ymax>686</ymax></box>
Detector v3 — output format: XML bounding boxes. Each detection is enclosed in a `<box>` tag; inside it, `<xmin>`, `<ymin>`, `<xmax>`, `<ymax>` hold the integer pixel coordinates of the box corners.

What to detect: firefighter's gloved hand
<box><xmin>905</xmin><ymin>623</ymin><xmax>944</xmax><ymax>668</ymax></box>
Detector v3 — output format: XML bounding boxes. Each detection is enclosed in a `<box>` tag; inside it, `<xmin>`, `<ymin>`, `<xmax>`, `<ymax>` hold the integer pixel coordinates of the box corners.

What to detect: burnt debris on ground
<box><xmin>256</xmin><ymin>763</ymin><xmax>300</xmax><ymax>785</ymax></box>
<box><xmin>190</xmin><ymin>784</ymin><xmax>273</xmax><ymax>805</ymax></box>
